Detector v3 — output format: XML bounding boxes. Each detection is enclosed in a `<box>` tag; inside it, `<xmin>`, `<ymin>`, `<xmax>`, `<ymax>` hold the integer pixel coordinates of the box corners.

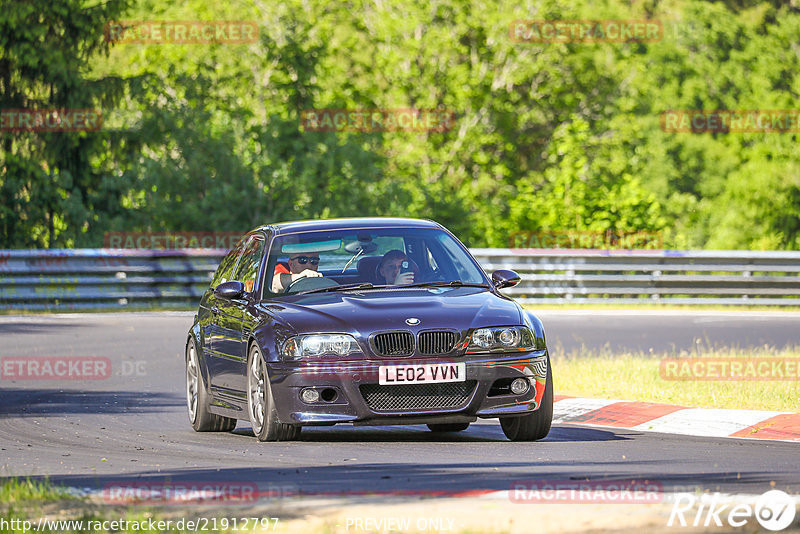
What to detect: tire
<box><xmin>427</xmin><ymin>423</ymin><xmax>470</xmax><ymax>432</ymax></box>
<box><xmin>499</xmin><ymin>362</ymin><xmax>553</xmax><ymax>441</ymax></box>
<box><xmin>186</xmin><ymin>338</ymin><xmax>237</xmax><ymax>432</ymax></box>
<box><xmin>247</xmin><ymin>343</ymin><xmax>301</xmax><ymax>442</ymax></box>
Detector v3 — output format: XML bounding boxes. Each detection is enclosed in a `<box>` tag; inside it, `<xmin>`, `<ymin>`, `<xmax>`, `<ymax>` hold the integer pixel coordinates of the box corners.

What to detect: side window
<box><xmin>233</xmin><ymin>235</ymin><xmax>265</xmax><ymax>294</ymax></box>
<box><xmin>210</xmin><ymin>238</ymin><xmax>248</xmax><ymax>288</ymax></box>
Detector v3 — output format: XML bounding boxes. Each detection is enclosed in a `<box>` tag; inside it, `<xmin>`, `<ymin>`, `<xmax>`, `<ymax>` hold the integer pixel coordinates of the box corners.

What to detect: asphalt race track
<box><xmin>1</xmin><ymin>311</ymin><xmax>799</xmax><ymax>500</ymax></box>
<box><xmin>539</xmin><ymin>310</ymin><xmax>800</xmax><ymax>355</ymax></box>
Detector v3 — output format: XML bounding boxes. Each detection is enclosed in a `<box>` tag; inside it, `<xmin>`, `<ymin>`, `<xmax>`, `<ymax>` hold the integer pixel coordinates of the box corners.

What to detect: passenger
<box><xmin>271</xmin><ymin>253</ymin><xmax>322</xmax><ymax>292</ymax></box>
<box><xmin>376</xmin><ymin>249</ymin><xmax>415</xmax><ymax>285</ymax></box>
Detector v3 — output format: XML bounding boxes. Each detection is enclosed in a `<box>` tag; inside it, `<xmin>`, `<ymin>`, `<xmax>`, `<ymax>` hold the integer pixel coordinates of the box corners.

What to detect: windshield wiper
<box><xmin>297</xmin><ymin>282</ymin><xmax>390</xmax><ymax>295</ymax></box>
<box><xmin>404</xmin><ymin>280</ymin><xmax>490</xmax><ymax>289</ymax></box>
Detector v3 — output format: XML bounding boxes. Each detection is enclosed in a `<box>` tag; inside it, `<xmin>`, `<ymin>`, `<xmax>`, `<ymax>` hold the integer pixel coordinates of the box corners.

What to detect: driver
<box><xmin>271</xmin><ymin>253</ymin><xmax>322</xmax><ymax>293</ymax></box>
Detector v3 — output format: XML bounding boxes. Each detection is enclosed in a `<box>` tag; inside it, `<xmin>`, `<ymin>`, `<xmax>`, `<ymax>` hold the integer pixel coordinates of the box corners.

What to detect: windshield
<box><xmin>263</xmin><ymin>226</ymin><xmax>488</xmax><ymax>297</ymax></box>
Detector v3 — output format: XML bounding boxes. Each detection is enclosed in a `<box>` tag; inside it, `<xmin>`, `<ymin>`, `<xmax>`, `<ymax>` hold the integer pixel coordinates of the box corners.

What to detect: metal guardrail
<box><xmin>473</xmin><ymin>248</ymin><xmax>800</xmax><ymax>306</ymax></box>
<box><xmin>0</xmin><ymin>249</ymin><xmax>220</xmax><ymax>310</ymax></box>
<box><xmin>1</xmin><ymin>248</ymin><xmax>799</xmax><ymax>310</ymax></box>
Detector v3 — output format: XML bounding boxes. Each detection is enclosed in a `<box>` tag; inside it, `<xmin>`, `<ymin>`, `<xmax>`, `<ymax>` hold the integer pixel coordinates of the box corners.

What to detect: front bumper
<box><xmin>267</xmin><ymin>350</ymin><xmax>549</xmax><ymax>425</ymax></box>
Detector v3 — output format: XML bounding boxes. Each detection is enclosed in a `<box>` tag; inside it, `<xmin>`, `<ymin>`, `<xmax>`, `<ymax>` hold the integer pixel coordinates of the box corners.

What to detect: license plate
<box><xmin>378</xmin><ymin>363</ymin><xmax>466</xmax><ymax>385</ymax></box>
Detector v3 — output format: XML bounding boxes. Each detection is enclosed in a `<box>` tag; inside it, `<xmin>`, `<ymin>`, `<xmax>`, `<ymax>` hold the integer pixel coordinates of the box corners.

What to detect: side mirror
<box><xmin>214</xmin><ymin>280</ymin><xmax>245</xmax><ymax>300</ymax></box>
<box><xmin>491</xmin><ymin>269</ymin><xmax>521</xmax><ymax>289</ymax></box>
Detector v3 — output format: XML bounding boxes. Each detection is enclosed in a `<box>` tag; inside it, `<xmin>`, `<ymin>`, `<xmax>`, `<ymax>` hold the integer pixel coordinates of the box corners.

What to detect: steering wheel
<box><xmin>285</xmin><ymin>276</ymin><xmax>340</xmax><ymax>293</ymax></box>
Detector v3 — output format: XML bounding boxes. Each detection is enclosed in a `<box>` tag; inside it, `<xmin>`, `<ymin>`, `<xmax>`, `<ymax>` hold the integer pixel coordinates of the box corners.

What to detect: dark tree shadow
<box><xmin>0</xmin><ymin>388</ymin><xmax>183</xmax><ymax>416</ymax></box>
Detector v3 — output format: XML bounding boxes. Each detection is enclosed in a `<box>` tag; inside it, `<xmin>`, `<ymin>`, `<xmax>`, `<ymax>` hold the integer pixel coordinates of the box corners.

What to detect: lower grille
<box><xmin>360</xmin><ymin>381</ymin><xmax>476</xmax><ymax>412</ymax></box>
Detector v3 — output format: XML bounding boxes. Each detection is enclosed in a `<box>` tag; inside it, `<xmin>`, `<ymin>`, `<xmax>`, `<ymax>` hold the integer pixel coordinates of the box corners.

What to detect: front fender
<box><xmin>186</xmin><ymin>323</ymin><xmax>213</xmax><ymax>394</ymax></box>
<box><xmin>523</xmin><ymin>310</ymin><xmax>547</xmax><ymax>351</ymax></box>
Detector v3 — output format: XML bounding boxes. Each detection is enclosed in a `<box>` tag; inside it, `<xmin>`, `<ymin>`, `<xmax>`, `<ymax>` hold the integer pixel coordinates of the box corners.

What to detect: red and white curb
<box><xmin>553</xmin><ymin>396</ymin><xmax>800</xmax><ymax>442</ymax></box>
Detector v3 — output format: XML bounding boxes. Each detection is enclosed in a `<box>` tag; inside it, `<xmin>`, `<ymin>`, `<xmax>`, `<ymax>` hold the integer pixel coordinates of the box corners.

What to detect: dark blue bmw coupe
<box><xmin>186</xmin><ymin>218</ymin><xmax>552</xmax><ymax>441</ymax></box>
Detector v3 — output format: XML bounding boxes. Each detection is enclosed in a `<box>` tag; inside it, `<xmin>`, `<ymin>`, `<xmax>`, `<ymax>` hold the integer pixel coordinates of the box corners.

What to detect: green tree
<box><xmin>0</xmin><ymin>0</ymin><xmax>136</xmax><ymax>247</ymax></box>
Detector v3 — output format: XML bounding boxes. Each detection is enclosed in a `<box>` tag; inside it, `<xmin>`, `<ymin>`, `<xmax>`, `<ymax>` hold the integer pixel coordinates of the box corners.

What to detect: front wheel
<box><xmin>499</xmin><ymin>364</ymin><xmax>553</xmax><ymax>441</ymax></box>
<box><xmin>186</xmin><ymin>338</ymin><xmax>236</xmax><ymax>432</ymax></box>
<box><xmin>247</xmin><ymin>344</ymin><xmax>301</xmax><ymax>442</ymax></box>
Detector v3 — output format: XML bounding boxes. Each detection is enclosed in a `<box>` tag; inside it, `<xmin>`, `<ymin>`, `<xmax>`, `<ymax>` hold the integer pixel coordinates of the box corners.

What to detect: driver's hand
<box><xmin>295</xmin><ymin>269</ymin><xmax>322</xmax><ymax>280</ymax></box>
<box><xmin>394</xmin><ymin>272</ymin><xmax>414</xmax><ymax>285</ymax></box>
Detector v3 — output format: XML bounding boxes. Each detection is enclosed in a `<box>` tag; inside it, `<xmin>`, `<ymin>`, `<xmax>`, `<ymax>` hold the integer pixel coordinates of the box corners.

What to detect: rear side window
<box><xmin>210</xmin><ymin>238</ymin><xmax>248</xmax><ymax>288</ymax></box>
<box><xmin>233</xmin><ymin>235</ymin><xmax>265</xmax><ymax>294</ymax></box>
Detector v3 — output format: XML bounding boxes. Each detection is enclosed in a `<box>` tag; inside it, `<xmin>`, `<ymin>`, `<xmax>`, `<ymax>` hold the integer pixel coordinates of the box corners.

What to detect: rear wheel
<box><xmin>247</xmin><ymin>344</ymin><xmax>301</xmax><ymax>442</ymax></box>
<box><xmin>500</xmin><ymin>363</ymin><xmax>553</xmax><ymax>441</ymax></box>
<box><xmin>186</xmin><ymin>338</ymin><xmax>237</xmax><ymax>432</ymax></box>
<box><xmin>427</xmin><ymin>423</ymin><xmax>470</xmax><ymax>432</ymax></box>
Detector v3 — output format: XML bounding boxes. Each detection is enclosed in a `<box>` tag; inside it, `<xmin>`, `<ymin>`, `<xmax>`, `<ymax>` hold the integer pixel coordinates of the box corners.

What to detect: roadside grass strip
<box><xmin>1</xmin><ymin>479</ymin><xmax>230</xmax><ymax>534</ymax></box>
<box><xmin>552</xmin><ymin>346</ymin><xmax>800</xmax><ymax>441</ymax></box>
<box><xmin>4</xmin><ymin>477</ymin><xmax>800</xmax><ymax>533</ymax></box>
<box><xmin>0</xmin><ymin>477</ymin><xmax>76</xmax><ymax>503</ymax></box>
<box><xmin>553</xmin><ymin>346</ymin><xmax>800</xmax><ymax>412</ymax></box>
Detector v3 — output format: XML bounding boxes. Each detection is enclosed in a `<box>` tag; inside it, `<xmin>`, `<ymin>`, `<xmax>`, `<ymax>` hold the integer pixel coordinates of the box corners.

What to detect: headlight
<box><xmin>466</xmin><ymin>326</ymin><xmax>535</xmax><ymax>353</ymax></box>
<box><xmin>281</xmin><ymin>334</ymin><xmax>362</xmax><ymax>360</ymax></box>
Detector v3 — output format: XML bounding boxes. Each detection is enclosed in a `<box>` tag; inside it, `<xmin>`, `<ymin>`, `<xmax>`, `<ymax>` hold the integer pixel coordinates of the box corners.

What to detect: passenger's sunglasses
<box><xmin>290</xmin><ymin>256</ymin><xmax>320</xmax><ymax>265</ymax></box>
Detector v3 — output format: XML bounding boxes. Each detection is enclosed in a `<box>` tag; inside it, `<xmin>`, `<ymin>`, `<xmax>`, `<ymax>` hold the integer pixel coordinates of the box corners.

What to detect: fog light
<box><xmin>510</xmin><ymin>378</ymin><xmax>530</xmax><ymax>395</ymax></box>
<box><xmin>301</xmin><ymin>388</ymin><xmax>320</xmax><ymax>403</ymax></box>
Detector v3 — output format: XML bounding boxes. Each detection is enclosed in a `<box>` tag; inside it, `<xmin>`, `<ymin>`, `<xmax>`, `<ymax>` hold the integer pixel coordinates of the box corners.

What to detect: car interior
<box><xmin>271</xmin><ymin>254</ymin><xmax>420</xmax><ymax>288</ymax></box>
<box><xmin>261</xmin><ymin>229</ymin><xmax>483</xmax><ymax>297</ymax></box>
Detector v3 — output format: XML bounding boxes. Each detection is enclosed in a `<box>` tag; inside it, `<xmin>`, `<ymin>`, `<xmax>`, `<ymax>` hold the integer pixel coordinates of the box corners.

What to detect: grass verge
<box><xmin>553</xmin><ymin>346</ymin><xmax>800</xmax><ymax>411</ymax></box>
<box><xmin>0</xmin><ymin>477</ymin><xmax>75</xmax><ymax>504</ymax></box>
<box><xmin>0</xmin><ymin>478</ymin><xmax>228</xmax><ymax>534</ymax></box>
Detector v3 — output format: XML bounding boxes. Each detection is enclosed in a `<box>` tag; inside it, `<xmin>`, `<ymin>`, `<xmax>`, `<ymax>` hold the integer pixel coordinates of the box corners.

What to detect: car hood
<box><xmin>261</xmin><ymin>287</ymin><xmax>523</xmax><ymax>335</ymax></box>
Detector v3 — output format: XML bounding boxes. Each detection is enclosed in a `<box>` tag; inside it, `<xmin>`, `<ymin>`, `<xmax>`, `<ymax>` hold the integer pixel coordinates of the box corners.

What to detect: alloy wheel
<box><xmin>248</xmin><ymin>350</ymin><xmax>266</xmax><ymax>433</ymax></box>
<box><xmin>186</xmin><ymin>342</ymin><xmax>199</xmax><ymax>423</ymax></box>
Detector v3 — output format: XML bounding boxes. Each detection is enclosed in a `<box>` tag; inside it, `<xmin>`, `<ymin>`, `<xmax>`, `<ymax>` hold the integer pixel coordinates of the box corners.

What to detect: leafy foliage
<box><xmin>1</xmin><ymin>0</ymin><xmax>798</xmax><ymax>249</ymax></box>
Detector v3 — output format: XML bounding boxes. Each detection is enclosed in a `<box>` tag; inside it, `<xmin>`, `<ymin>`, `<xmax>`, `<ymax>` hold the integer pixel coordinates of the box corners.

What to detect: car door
<box><xmin>212</xmin><ymin>234</ymin><xmax>266</xmax><ymax>400</ymax></box>
<box><xmin>201</xmin><ymin>238</ymin><xmax>248</xmax><ymax>390</ymax></box>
